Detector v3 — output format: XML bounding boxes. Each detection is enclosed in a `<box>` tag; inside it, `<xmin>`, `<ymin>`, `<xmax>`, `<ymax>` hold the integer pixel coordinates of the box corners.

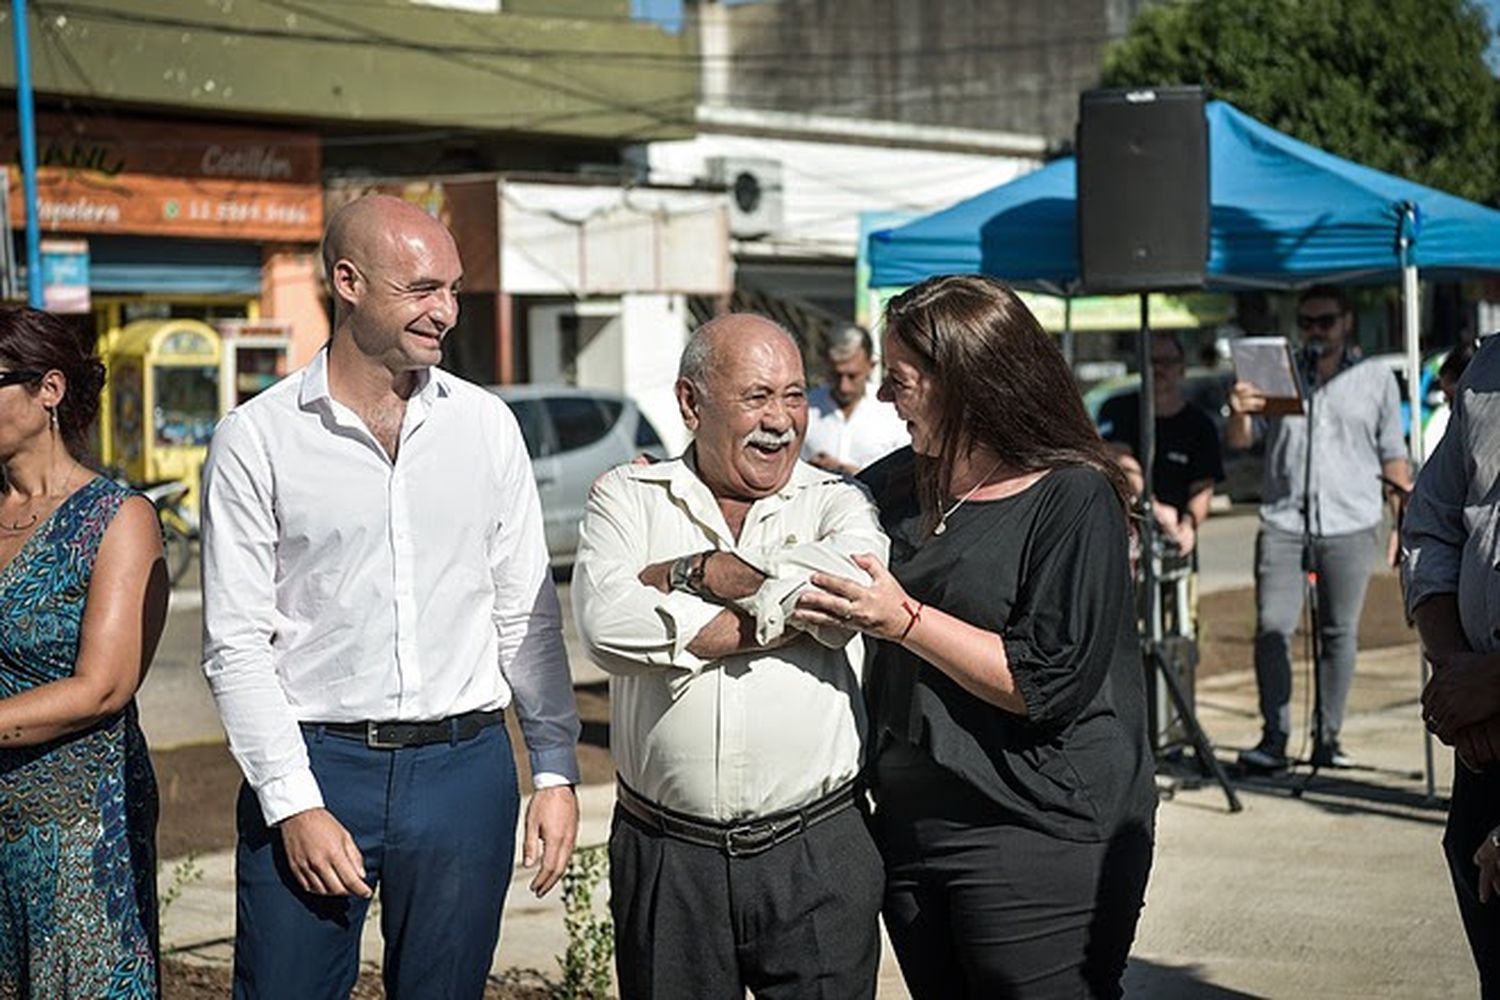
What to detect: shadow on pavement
<box><xmin>1124</xmin><ymin>958</ymin><xmax>1263</xmax><ymax>998</ymax></box>
<box><xmin>1152</xmin><ymin>751</ymin><xmax>1450</xmax><ymax>827</ymax></box>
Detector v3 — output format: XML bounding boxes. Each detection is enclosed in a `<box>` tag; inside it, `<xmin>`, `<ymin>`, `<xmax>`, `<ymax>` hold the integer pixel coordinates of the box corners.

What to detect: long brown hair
<box><xmin>882</xmin><ymin>274</ymin><xmax>1131</xmax><ymax>523</ymax></box>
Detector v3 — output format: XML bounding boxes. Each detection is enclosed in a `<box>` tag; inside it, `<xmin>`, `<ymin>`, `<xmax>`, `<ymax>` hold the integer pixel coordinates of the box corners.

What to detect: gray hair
<box><xmin>824</xmin><ymin>324</ymin><xmax>873</xmax><ymax>363</ymax></box>
<box><xmin>678</xmin><ymin>313</ymin><xmax>798</xmax><ymax>394</ymax></box>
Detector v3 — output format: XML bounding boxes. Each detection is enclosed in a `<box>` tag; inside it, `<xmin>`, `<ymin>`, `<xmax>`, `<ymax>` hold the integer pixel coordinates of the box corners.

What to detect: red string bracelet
<box><xmin>899</xmin><ymin>600</ymin><xmax>924</xmax><ymax>642</ymax></box>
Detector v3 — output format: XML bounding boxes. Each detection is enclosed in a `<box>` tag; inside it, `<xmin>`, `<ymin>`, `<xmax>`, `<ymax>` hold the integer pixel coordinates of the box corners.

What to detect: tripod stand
<box><xmin>1135</xmin><ymin>294</ymin><xmax>1242</xmax><ymax>813</ymax></box>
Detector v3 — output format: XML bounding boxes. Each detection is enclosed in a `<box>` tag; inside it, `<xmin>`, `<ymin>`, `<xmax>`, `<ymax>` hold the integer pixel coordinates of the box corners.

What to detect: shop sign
<box><xmin>40</xmin><ymin>239</ymin><xmax>90</xmax><ymax>313</ymax></box>
<box><xmin>1</xmin><ymin>114</ymin><xmax>322</xmax><ymax>242</ymax></box>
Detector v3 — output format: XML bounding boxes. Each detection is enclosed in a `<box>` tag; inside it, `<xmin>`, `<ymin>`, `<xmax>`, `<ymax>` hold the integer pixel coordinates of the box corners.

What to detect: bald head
<box><xmin>676</xmin><ymin>312</ymin><xmax>808</xmax><ymax>499</ymax></box>
<box><xmin>679</xmin><ymin>313</ymin><xmax>800</xmax><ymax>395</ymax></box>
<box><xmin>320</xmin><ymin>194</ymin><xmax>464</xmax><ymax>368</ymax></box>
<box><xmin>323</xmin><ymin>195</ymin><xmax>457</xmax><ymax>302</ymax></box>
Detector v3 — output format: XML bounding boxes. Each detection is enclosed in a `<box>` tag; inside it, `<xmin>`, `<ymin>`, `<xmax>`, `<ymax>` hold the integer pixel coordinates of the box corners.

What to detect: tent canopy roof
<box><xmin>868</xmin><ymin>101</ymin><xmax>1500</xmax><ymax>294</ymax></box>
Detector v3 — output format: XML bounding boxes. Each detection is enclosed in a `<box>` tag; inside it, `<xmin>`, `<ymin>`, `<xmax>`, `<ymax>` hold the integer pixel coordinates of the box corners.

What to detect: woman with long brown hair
<box><xmin>0</xmin><ymin>307</ymin><xmax>167</xmax><ymax>996</ymax></box>
<box><xmin>795</xmin><ymin>275</ymin><xmax>1156</xmax><ymax>999</ymax></box>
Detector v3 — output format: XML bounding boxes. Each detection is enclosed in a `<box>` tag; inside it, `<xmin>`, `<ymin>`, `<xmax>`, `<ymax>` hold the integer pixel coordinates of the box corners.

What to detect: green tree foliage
<box><xmin>1102</xmin><ymin>0</ymin><xmax>1500</xmax><ymax>205</ymax></box>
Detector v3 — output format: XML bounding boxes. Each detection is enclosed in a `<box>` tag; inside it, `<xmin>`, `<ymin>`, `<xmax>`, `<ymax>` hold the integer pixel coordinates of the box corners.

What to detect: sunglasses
<box><xmin>0</xmin><ymin>369</ymin><xmax>43</xmax><ymax>388</ymax></box>
<box><xmin>1296</xmin><ymin>312</ymin><xmax>1343</xmax><ymax>332</ymax></box>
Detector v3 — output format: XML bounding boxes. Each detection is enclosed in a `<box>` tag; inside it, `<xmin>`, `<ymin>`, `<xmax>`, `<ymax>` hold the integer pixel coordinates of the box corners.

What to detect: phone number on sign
<box><xmin>169</xmin><ymin>199</ymin><xmax>312</xmax><ymax>225</ymax></box>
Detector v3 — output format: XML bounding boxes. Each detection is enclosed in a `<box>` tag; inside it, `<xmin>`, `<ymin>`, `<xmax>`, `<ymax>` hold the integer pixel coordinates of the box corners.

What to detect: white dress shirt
<box><xmin>201</xmin><ymin>349</ymin><xmax>580</xmax><ymax>824</ymax></box>
<box><xmin>801</xmin><ymin>385</ymin><xmax>910</xmax><ymax>472</ymax></box>
<box><xmin>571</xmin><ymin>454</ymin><xmax>889</xmax><ymax>822</ymax></box>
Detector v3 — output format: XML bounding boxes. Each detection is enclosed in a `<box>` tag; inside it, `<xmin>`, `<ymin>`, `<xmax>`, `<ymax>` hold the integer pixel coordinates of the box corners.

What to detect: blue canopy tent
<box><xmin>868</xmin><ymin>100</ymin><xmax>1500</xmax><ymax>460</ymax></box>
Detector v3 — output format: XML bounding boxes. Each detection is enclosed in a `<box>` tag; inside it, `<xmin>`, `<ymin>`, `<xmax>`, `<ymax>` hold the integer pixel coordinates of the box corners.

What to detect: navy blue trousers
<box><xmin>232</xmin><ymin>723</ymin><xmax>520</xmax><ymax>1000</ymax></box>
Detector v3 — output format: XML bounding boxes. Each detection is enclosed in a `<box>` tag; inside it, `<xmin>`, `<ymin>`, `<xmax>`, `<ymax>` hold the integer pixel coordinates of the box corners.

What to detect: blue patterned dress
<box><xmin>0</xmin><ymin>477</ymin><xmax>159</xmax><ymax>998</ymax></box>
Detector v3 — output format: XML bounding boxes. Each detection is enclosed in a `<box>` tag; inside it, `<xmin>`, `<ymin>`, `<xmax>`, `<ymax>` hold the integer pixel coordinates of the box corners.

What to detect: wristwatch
<box><xmin>669</xmin><ymin>554</ymin><xmax>696</xmax><ymax>594</ymax></box>
<box><xmin>669</xmin><ymin>551</ymin><xmax>712</xmax><ymax>597</ymax></box>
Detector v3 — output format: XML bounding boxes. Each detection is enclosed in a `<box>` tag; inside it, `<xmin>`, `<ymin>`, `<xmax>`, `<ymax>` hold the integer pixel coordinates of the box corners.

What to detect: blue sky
<box><xmin>1484</xmin><ymin>0</ymin><xmax>1500</xmax><ymax>71</ymax></box>
<box><xmin>631</xmin><ymin>0</ymin><xmax>759</xmax><ymax>35</ymax></box>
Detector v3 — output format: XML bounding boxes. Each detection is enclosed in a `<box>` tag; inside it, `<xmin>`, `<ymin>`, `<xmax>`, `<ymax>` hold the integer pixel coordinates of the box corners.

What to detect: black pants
<box><xmin>608</xmin><ymin>802</ymin><xmax>884</xmax><ymax>1000</ymax></box>
<box><xmin>876</xmin><ymin>757</ymin><xmax>1153</xmax><ymax>1000</ymax></box>
<box><xmin>1445</xmin><ymin>760</ymin><xmax>1500</xmax><ymax>997</ymax></box>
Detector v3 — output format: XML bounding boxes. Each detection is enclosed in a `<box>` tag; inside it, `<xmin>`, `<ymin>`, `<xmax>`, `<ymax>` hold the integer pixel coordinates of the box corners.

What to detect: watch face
<box><xmin>669</xmin><ymin>555</ymin><xmax>691</xmax><ymax>592</ymax></box>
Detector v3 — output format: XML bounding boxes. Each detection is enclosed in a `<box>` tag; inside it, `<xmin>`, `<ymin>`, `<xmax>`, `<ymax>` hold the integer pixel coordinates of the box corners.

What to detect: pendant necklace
<box><xmin>1</xmin><ymin>462</ymin><xmax>80</xmax><ymax>532</ymax></box>
<box><xmin>0</xmin><ymin>511</ymin><xmax>37</xmax><ymax>532</ymax></box>
<box><xmin>933</xmin><ymin>459</ymin><xmax>1006</xmax><ymax>536</ymax></box>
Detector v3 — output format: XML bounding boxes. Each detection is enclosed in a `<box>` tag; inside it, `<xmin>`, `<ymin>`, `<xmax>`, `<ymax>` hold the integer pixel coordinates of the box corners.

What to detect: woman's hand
<box><xmin>793</xmin><ymin>553</ymin><xmax>914</xmax><ymax>641</ymax></box>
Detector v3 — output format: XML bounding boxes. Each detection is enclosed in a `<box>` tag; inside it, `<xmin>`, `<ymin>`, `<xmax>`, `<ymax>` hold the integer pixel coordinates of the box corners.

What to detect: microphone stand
<box><xmin>1291</xmin><ymin>352</ymin><xmax>1328</xmax><ymax>796</ymax></box>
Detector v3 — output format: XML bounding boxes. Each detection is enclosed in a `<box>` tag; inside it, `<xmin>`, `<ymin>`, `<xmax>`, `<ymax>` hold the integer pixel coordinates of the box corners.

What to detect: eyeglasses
<box><xmin>0</xmin><ymin>369</ymin><xmax>43</xmax><ymax>388</ymax></box>
<box><xmin>1296</xmin><ymin>312</ymin><xmax>1343</xmax><ymax>332</ymax></box>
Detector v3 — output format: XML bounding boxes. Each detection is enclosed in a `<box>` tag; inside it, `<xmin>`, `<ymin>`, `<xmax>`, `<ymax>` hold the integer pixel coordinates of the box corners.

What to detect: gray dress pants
<box><xmin>1253</xmin><ymin>524</ymin><xmax>1379</xmax><ymax>748</ymax></box>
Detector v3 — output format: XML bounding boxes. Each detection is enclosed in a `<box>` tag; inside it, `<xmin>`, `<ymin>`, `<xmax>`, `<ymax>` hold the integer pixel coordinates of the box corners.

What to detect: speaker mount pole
<box><xmin>1138</xmin><ymin>292</ymin><xmax>1241</xmax><ymax>813</ymax></box>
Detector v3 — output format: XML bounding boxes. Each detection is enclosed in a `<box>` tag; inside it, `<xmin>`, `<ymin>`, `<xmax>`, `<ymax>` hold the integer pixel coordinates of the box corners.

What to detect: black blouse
<box><xmin>860</xmin><ymin>450</ymin><xmax>1156</xmax><ymax>842</ymax></box>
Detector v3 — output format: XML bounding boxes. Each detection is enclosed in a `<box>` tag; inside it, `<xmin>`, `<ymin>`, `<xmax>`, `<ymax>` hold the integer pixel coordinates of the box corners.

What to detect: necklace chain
<box><xmin>933</xmin><ymin>459</ymin><xmax>1006</xmax><ymax>536</ymax></box>
<box><xmin>0</xmin><ymin>462</ymin><xmax>81</xmax><ymax>533</ymax></box>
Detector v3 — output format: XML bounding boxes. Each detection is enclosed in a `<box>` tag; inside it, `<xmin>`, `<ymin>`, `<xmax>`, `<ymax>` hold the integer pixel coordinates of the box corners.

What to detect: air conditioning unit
<box><xmin>707</xmin><ymin>156</ymin><xmax>784</xmax><ymax>239</ymax></box>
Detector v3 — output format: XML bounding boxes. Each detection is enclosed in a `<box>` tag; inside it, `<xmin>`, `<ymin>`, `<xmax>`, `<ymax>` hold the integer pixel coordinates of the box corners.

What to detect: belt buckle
<box><xmin>725</xmin><ymin>814</ymin><xmax>804</xmax><ymax>858</ymax></box>
<box><xmin>365</xmin><ymin>721</ymin><xmax>403</xmax><ymax>750</ymax></box>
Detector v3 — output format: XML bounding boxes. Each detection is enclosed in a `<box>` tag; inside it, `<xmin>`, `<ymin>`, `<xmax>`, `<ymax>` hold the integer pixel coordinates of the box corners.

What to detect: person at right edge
<box><xmin>795</xmin><ymin>274</ymin><xmax>1156</xmax><ymax>999</ymax></box>
<box><xmin>1229</xmin><ymin>285</ymin><xmax>1411</xmax><ymax>772</ymax></box>
<box><xmin>1403</xmin><ymin>334</ymin><xmax>1500</xmax><ymax>997</ymax></box>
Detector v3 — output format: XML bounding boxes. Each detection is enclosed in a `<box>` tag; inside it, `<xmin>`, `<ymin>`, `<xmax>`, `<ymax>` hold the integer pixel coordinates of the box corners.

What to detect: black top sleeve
<box><xmin>1001</xmin><ymin>471</ymin><xmax>1134</xmax><ymax>732</ymax></box>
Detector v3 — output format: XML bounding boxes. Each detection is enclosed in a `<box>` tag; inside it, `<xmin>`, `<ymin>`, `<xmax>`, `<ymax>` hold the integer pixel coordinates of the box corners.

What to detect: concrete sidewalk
<box><xmin>158</xmin><ymin>641</ymin><xmax>1475</xmax><ymax>998</ymax></box>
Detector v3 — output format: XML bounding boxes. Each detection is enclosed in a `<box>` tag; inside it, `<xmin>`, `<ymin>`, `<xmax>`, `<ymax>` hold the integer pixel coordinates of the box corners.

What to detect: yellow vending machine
<box><xmin>100</xmin><ymin>318</ymin><xmax>223</xmax><ymax>520</ymax></box>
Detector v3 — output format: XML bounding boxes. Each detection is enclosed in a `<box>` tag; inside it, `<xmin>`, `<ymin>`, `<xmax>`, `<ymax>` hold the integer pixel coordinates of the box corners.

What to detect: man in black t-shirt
<box><xmin>1097</xmin><ymin>332</ymin><xmax>1225</xmax><ymax>554</ymax></box>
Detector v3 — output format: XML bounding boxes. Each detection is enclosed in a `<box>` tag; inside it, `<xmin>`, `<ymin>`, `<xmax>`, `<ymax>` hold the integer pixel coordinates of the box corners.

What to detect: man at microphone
<box><xmin>1227</xmin><ymin>285</ymin><xmax>1411</xmax><ymax>773</ymax></box>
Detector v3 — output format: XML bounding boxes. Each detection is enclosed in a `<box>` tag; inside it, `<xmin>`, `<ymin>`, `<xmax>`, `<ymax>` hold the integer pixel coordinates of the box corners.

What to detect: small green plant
<box><xmin>157</xmin><ymin>854</ymin><xmax>204</xmax><ymax>920</ymax></box>
<box><xmin>553</xmin><ymin>845</ymin><xmax>614</xmax><ymax>1000</ymax></box>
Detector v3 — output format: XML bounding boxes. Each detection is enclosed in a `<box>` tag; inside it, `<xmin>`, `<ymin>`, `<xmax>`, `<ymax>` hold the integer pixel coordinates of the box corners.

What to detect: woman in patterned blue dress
<box><xmin>0</xmin><ymin>307</ymin><xmax>169</xmax><ymax>998</ymax></box>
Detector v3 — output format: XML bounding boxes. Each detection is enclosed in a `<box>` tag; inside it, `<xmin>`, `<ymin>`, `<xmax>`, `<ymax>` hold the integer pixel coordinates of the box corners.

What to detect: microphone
<box><xmin>1301</xmin><ymin>340</ymin><xmax>1326</xmax><ymax>366</ymax></box>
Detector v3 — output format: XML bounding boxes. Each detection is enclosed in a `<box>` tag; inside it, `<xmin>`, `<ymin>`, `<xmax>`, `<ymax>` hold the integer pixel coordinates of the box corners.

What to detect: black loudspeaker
<box><xmin>1077</xmin><ymin>86</ymin><xmax>1209</xmax><ymax>293</ymax></box>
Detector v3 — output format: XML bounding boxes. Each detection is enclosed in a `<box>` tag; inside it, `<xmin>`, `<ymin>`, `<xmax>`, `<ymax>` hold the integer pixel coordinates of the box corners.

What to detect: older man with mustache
<box><xmin>573</xmin><ymin>313</ymin><xmax>889</xmax><ymax>999</ymax></box>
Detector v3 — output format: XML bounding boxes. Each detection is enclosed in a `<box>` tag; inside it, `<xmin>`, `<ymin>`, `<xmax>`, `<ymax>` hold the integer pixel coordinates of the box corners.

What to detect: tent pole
<box><xmin>1404</xmin><ymin>261</ymin><xmax>1434</xmax><ymax>802</ymax></box>
<box><xmin>1399</xmin><ymin>204</ymin><xmax>1436</xmax><ymax>803</ymax></box>
<box><xmin>1062</xmin><ymin>294</ymin><xmax>1075</xmax><ymax>369</ymax></box>
<box><xmin>1402</xmin><ymin>263</ymin><xmax>1422</xmax><ymax>465</ymax></box>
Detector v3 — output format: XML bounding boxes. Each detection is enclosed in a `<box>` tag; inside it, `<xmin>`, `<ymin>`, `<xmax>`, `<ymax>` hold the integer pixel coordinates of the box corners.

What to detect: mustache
<box><xmin>744</xmin><ymin>428</ymin><xmax>796</xmax><ymax>448</ymax></box>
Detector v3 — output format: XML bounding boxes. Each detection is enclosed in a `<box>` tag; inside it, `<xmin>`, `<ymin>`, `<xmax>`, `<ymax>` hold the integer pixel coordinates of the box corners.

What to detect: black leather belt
<box><xmin>302</xmin><ymin>709</ymin><xmax>504</xmax><ymax>749</ymax></box>
<box><xmin>616</xmin><ymin>777</ymin><xmax>859</xmax><ymax>858</ymax></box>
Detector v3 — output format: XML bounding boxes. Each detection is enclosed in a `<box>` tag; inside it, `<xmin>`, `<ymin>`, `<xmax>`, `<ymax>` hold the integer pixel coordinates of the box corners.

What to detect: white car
<box><xmin>489</xmin><ymin>385</ymin><xmax>669</xmax><ymax>566</ymax></box>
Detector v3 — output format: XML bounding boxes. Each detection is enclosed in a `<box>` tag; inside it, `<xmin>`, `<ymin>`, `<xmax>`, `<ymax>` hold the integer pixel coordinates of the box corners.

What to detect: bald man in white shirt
<box><xmin>201</xmin><ymin>195</ymin><xmax>580</xmax><ymax>999</ymax></box>
<box><xmin>574</xmin><ymin>314</ymin><xmax>888</xmax><ymax>999</ymax></box>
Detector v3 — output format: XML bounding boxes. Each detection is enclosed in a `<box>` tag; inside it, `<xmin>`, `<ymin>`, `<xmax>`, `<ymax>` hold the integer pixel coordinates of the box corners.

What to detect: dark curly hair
<box><xmin>0</xmin><ymin>306</ymin><xmax>106</xmax><ymax>461</ymax></box>
<box><xmin>882</xmin><ymin>274</ymin><xmax>1133</xmax><ymax>525</ymax></box>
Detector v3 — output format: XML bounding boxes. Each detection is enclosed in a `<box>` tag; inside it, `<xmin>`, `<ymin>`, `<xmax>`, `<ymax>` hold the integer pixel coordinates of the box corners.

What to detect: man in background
<box><xmin>1098</xmin><ymin>331</ymin><xmax>1224</xmax><ymax>554</ymax></box>
<box><xmin>1228</xmin><ymin>284</ymin><xmax>1410</xmax><ymax>773</ymax></box>
<box><xmin>803</xmin><ymin>324</ymin><xmax>908</xmax><ymax>475</ymax></box>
